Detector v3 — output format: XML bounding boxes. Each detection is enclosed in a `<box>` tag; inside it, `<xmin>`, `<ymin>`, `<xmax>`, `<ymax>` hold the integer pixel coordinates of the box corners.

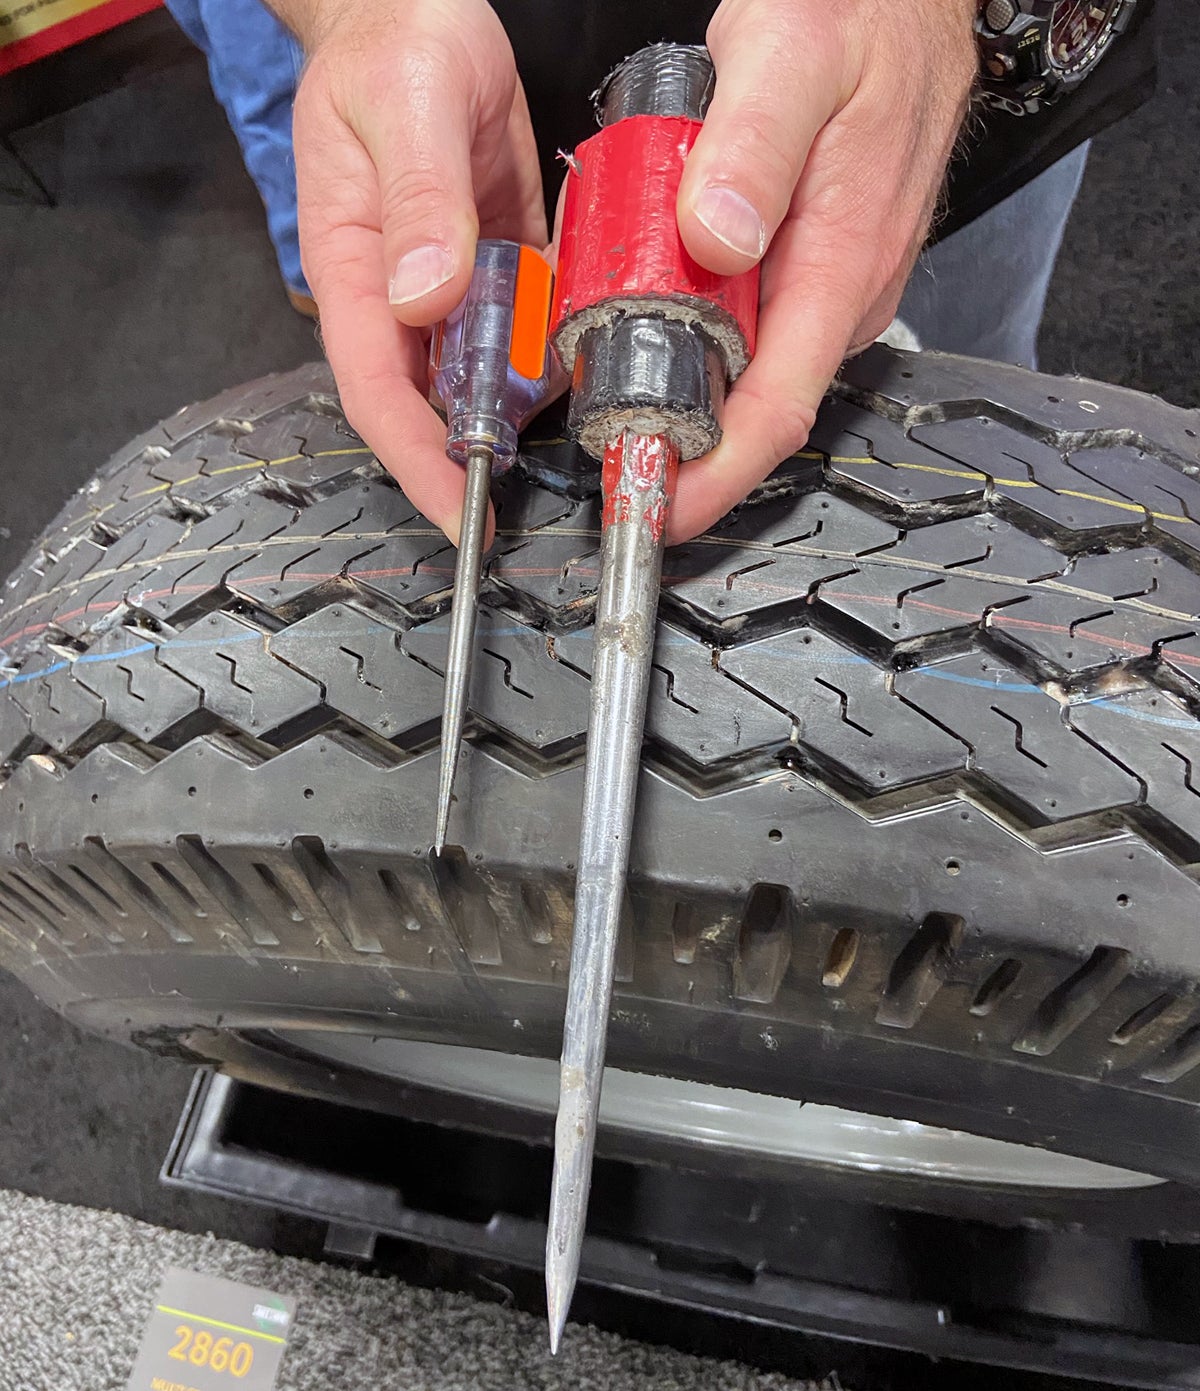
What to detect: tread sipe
<box><xmin>4</xmin><ymin>348</ymin><xmax>1200</xmax><ymax>1196</ymax></box>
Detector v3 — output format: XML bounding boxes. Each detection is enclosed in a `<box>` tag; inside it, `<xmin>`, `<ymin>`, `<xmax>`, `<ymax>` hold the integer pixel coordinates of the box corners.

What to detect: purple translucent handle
<box><xmin>430</xmin><ymin>239</ymin><xmax>555</xmax><ymax>470</ymax></box>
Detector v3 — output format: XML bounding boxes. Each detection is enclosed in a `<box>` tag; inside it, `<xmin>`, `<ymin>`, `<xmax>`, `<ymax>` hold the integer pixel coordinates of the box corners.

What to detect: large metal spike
<box><xmin>433</xmin><ymin>443</ymin><xmax>494</xmax><ymax>854</ymax></box>
<box><xmin>545</xmin><ymin>430</ymin><xmax>678</xmax><ymax>1351</ymax></box>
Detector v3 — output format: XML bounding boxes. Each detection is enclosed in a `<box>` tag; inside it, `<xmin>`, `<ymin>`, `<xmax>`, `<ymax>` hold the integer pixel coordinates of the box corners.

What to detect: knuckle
<box><xmin>355</xmin><ymin>41</ymin><xmax>453</xmax><ymax>118</ymax></box>
<box><xmin>738</xmin><ymin>118</ymin><xmax>802</xmax><ymax>192</ymax></box>
<box><xmin>378</xmin><ymin>163</ymin><xmax>452</xmax><ymax>233</ymax></box>
<box><xmin>739</xmin><ymin>377</ymin><xmax>817</xmax><ymax>453</ymax></box>
<box><xmin>778</xmin><ymin>397</ymin><xmax>818</xmax><ymax>450</ymax></box>
<box><xmin>691</xmin><ymin>114</ymin><xmax>802</xmax><ymax>222</ymax></box>
<box><xmin>705</xmin><ymin>2</ymin><xmax>736</xmax><ymax>53</ymax></box>
<box><xmin>708</xmin><ymin>0</ymin><xmax>818</xmax><ymax>55</ymax></box>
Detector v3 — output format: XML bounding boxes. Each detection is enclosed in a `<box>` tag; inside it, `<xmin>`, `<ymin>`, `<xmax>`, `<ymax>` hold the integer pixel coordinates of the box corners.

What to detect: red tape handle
<box><xmin>552</xmin><ymin>115</ymin><xmax>759</xmax><ymax>365</ymax></box>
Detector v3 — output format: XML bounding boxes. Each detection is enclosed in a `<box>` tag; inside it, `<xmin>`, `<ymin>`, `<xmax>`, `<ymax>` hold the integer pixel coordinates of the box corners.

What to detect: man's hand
<box><xmin>666</xmin><ymin>0</ymin><xmax>977</xmax><ymax>542</ymax></box>
<box><xmin>276</xmin><ymin>0</ymin><xmax>546</xmax><ymax>543</ymax></box>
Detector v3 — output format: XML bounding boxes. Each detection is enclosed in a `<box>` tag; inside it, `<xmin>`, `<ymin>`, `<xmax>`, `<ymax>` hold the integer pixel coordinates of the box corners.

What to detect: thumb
<box><xmin>677</xmin><ymin>15</ymin><xmax>842</xmax><ymax>276</ymax></box>
<box><xmin>349</xmin><ymin>45</ymin><xmax>482</xmax><ymax>328</ymax></box>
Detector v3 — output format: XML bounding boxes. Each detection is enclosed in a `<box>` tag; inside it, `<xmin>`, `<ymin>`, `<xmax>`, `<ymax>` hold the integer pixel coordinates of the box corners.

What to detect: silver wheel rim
<box><xmin>276</xmin><ymin>1032</ymin><xmax>1160</xmax><ymax>1191</ymax></box>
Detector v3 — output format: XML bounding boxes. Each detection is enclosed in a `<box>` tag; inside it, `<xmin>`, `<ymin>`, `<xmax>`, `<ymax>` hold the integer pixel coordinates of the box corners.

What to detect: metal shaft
<box><xmin>433</xmin><ymin>444</ymin><xmax>494</xmax><ymax>854</ymax></box>
<box><xmin>545</xmin><ymin>430</ymin><xmax>677</xmax><ymax>1353</ymax></box>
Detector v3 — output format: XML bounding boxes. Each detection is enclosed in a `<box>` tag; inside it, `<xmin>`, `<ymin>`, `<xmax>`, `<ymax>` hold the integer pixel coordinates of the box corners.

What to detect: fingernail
<box><xmin>693</xmin><ymin>186</ymin><xmax>766</xmax><ymax>260</ymax></box>
<box><xmin>388</xmin><ymin>244</ymin><xmax>454</xmax><ymax>306</ymax></box>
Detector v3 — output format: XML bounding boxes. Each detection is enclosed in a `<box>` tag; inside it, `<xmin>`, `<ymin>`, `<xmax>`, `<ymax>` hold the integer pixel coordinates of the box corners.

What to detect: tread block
<box><xmin>0</xmin><ymin>684</ymin><xmax>32</xmax><ymax>764</ymax></box>
<box><xmin>49</xmin><ymin>515</ymin><xmax>192</xmax><ymax>640</ymax></box>
<box><xmin>345</xmin><ymin>537</ymin><xmax>456</xmax><ymax>612</ymax></box>
<box><xmin>269</xmin><ymin>605</ymin><xmax>442</xmax><ymax>739</ymax></box>
<box><xmin>406</xmin><ymin>613</ymin><xmax>591</xmax><ymax>750</ymax></box>
<box><xmin>263</xmin><ymin>447</ymin><xmax>375</xmax><ymax>495</ymax></box>
<box><xmin>912</xmin><ymin>416</ymin><xmax>1153</xmax><ymax>535</ymax></box>
<box><xmin>287</xmin><ymin>411</ymin><xmax>363</xmax><ymax>456</ymax></box>
<box><xmin>989</xmin><ymin>550</ymin><xmax>1199</xmax><ymax>674</ymax></box>
<box><xmin>248</xmin><ymin>409</ymin><xmax>368</xmax><ymax>487</ymax></box>
<box><xmin>0</xmin><ymin>590</ymin><xmax>60</xmax><ymax>669</ymax></box>
<box><xmin>146</xmin><ymin>440</ymin><xmax>221</xmax><ymax>487</ymax></box>
<box><xmin>810</xmin><ymin>399</ymin><xmax>990</xmax><ymax>508</ymax></box>
<box><xmin>490</xmin><ymin>475</ymin><xmax>582</xmax><ymax>534</ymax></box>
<box><xmin>108</xmin><ymin>433</ymin><xmax>257</xmax><ymax>518</ymax></box>
<box><xmin>1066</xmin><ymin>444</ymin><xmax>1200</xmax><ymax>558</ymax></box>
<box><xmin>34</xmin><ymin>534</ymin><xmax>107</xmax><ymax>593</ymax></box>
<box><xmin>230</xmin><ymin>414</ymin><xmax>310</xmax><ymax>465</ymax></box>
<box><xmin>82</xmin><ymin>511</ymin><xmax>188</xmax><ymax>572</ymax></box>
<box><xmin>130</xmin><ymin>496</ymin><xmax>299</xmax><ymax>624</ymax></box>
<box><xmin>488</xmin><ymin>521</ymin><xmax>602</xmax><ymax>616</ymax></box>
<box><xmin>226</xmin><ymin>537</ymin><xmax>389</xmax><ymax>613</ymax></box>
<box><xmin>554</xmin><ymin>623</ymin><xmax>782</xmax><ymax>765</ymax></box>
<box><xmin>9</xmin><ymin>664</ymin><xmax>107</xmax><ymax>753</ymax></box>
<box><xmin>663</xmin><ymin>493</ymin><xmax>898</xmax><ymax>625</ymax></box>
<box><xmin>156</xmin><ymin>458</ymin><xmax>266</xmax><ymax>512</ymax></box>
<box><xmin>72</xmin><ymin>630</ymin><xmax>203</xmax><ymax>741</ymax></box>
<box><xmin>158</xmin><ymin>612</ymin><xmax>322</xmax><ymax>735</ymax></box>
<box><xmin>720</xmin><ymin>630</ymin><xmax>968</xmax><ymax>789</ymax></box>
<box><xmin>1159</xmin><ymin>635</ymin><xmax>1200</xmax><ymax>694</ymax></box>
<box><xmin>816</xmin><ymin>516</ymin><xmax>1064</xmax><ymax>646</ymax></box>
<box><xmin>1069</xmin><ymin>690</ymin><xmax>1200</xmax><ymax>850</ymax></box>
<box><xmin>896</xmin><ymin>653</ymin><xmax>1142</xmax><ymax>819</ymax></box>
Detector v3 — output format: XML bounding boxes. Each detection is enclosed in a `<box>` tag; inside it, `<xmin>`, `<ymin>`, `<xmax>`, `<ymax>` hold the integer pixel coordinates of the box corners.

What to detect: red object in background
<box><xmin>0</xmin><ymin>0</ymin><xmax>160</xmax><ymax>78</ymax></box>
<box><xmin>551</xmin><ymin>114</ymin><xmax>760</xmax><ymax>371</ymax></box>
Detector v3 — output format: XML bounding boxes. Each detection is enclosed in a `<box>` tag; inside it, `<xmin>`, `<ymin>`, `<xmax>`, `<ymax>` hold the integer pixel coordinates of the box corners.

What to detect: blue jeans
<box><xmin>165</xmin><ymin>0</ymin><xmax>309</xmax><ymax>296</ymax></box>
<box><xmin>898</xmin><ymin>144</ymin><xmax>1090</xmax><ymax>369</ymax></box>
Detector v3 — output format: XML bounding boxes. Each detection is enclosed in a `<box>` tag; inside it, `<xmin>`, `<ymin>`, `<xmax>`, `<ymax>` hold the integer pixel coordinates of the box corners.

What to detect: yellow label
<box><xmin>0</xmin><ymin>0</ymin><xmax>116</xmax><ymax>48</ymax></box>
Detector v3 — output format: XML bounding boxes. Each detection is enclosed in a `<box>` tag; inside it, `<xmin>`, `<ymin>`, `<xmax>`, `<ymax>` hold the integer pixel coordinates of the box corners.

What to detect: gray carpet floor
<box><xmin>0</xmin><ymin>1188</ymin><xmax>834</xmax><ymax>1391</ymax></box>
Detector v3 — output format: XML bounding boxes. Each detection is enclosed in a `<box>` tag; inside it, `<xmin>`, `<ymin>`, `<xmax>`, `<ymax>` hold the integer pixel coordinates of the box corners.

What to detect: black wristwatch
<box><xmin>975</xmin><ymin>0</ymin><xmax>1138</xmax><ymax>115</ymax></box>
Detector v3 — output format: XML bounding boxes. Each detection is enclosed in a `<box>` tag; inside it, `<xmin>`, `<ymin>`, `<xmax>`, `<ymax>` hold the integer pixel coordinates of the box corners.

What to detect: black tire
<box><xmin>5</xmin><ymin>350</ymin><xmax>1200</xmax><ymax>1214</ymax></box>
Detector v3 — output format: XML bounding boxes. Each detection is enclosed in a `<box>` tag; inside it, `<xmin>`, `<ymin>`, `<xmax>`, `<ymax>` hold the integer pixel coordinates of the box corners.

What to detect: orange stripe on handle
<box><xmin>509</xmin><ymin>245</ymin><xmax>554</xmax><ymax>381</ymax></box>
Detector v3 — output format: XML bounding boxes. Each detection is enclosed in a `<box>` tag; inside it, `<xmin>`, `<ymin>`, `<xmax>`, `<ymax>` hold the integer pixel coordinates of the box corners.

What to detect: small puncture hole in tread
<box><xmin>945</xmin><ymin>859</ymin><xmax>961</xmax><ymax>876</ymax></box>
<box><xmin>767</xmin><ymin>828</ymin><xmax>782</xmax><ymax>842</ymax></box>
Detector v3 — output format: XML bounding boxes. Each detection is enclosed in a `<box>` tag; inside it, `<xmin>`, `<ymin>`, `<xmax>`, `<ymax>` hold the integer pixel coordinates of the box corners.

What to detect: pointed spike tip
<box><xmin>546</xmin><ymin>1275</ymin><xmax>568</xmax><ymax>1356</ymax></box>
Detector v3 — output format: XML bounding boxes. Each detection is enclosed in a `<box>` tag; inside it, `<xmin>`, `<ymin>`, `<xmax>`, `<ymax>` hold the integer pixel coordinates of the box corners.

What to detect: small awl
<box><xmin>544</xmin><ymin>43</ymin><xmax>760</xmax><ymax>1351</ymax></box>
<box><xmin>429</xmin><ymin>239</ymin><xmax>556</xmax><ymax>853</ymax></box>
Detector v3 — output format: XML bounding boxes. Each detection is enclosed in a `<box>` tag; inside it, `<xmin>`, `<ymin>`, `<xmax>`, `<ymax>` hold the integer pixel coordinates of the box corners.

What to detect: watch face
<box><xmin>1048</xmin><ymin>0</ymin><xmax>1132</xmax><ymax>75</ymax></box>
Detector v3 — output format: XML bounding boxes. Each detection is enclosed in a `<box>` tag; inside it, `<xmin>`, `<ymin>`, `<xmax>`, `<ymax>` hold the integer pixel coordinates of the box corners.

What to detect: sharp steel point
<box><xmin>545</xmin><ymin>432</ymin><xmax>677</xmax><ymax>1352</ymax></box>
<box><xmin>433</xmin><ymin>444</ymin><xmax>494</xmax><ymax>854</ymax></box>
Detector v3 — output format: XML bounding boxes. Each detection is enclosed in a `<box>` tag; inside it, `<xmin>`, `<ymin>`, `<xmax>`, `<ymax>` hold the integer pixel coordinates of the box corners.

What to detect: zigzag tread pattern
<box><xmin>7</xmin><ymin>354</ymin><xmax>1200</xmax><ymax>1108</ymax></box>
<box><xmin>3</xmin><ymin>358</ymin><xmax>1200</xmax><ymax>840</ymax></box>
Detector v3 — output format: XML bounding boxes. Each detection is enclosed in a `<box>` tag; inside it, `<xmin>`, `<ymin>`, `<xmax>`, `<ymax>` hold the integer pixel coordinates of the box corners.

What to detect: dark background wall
<box><xmin>0</xmin><ymin>0</ymin><xmax>1196</xmax><ymax>1342</ymax></box>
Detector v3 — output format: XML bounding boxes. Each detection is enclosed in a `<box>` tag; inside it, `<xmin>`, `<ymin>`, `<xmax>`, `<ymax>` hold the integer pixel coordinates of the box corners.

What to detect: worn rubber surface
<box><xmin>5</xmin><ymin>348</ymin><xmax>1200</xmax><ymax>1204</ymax></box>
